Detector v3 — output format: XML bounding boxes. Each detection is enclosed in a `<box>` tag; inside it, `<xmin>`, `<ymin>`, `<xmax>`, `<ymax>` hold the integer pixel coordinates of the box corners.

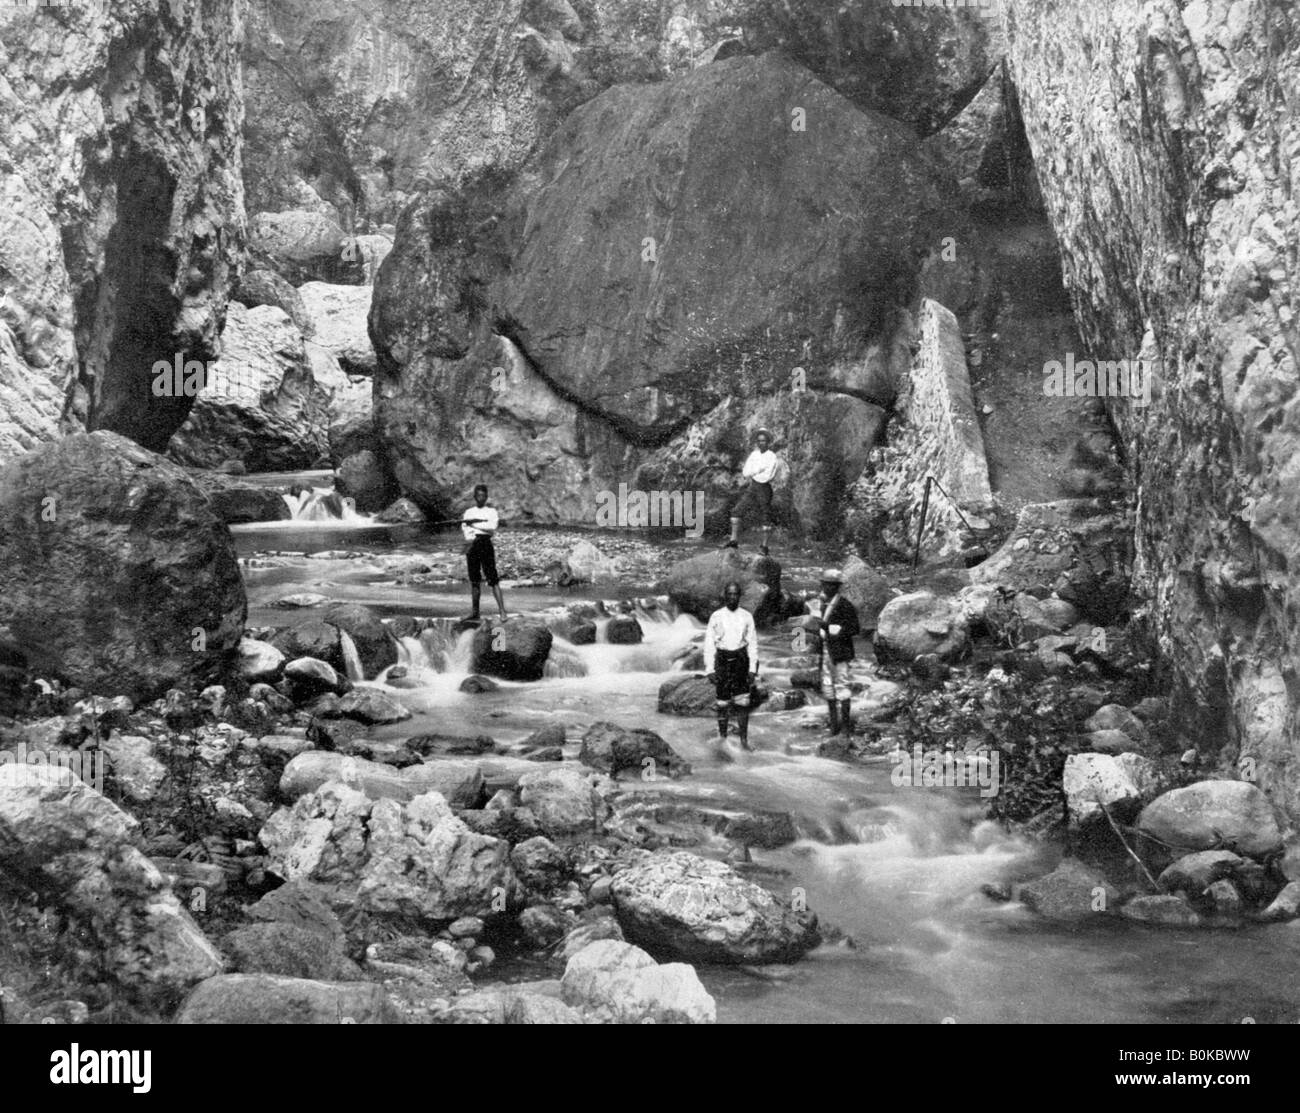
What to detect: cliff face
<box><xmin>0</xmin><ymin>0</ymin><xmax>245</xmax><ymax>460</ymax></box>
<box><xmin>1004</xmin><ymin>0</ymin><xmax>1300</xmax><ymax>821</ymax></box>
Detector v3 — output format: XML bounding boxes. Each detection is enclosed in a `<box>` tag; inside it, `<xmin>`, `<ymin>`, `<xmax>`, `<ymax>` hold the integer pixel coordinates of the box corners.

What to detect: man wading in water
<box><xmin>462</xmin><ymin>484</ymin><xmax>508</xmax><ymax>623</ymax></box>
<box><xmin>817</xmin><ymin>568</ymin><xmax>861</xmax><ymax>737</ymax></box>
<box><xmin>721</xmin><ymin>428</ymin><xmax>780</xmax><ymax>555</ymax></box>
<box><xmin>704</xmin><ymin>581</ymin><xmax>758</xmax><ymax>754</ymax></box>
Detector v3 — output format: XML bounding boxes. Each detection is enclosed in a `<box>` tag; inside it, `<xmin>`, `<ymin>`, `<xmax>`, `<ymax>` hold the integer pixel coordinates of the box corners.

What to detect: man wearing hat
<box><xmin>721</xmin><ymin>428</ymin><xmax>780</xmax><ymax>555</ymax></box>
<box><xmin>817</xmin><ymin>568</ymin><xmax>861</xmax><ymax>737</ymax></box>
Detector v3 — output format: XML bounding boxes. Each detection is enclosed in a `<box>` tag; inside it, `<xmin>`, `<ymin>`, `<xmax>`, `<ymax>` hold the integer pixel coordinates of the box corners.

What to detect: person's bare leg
<box><xmin>491</xmin><ymin>583</ymin><xmax>508</xmax><ymax>621</ymax></box>
<box><xmin>721</xmin><ymin>516</ymin><xmax>740</xmax><ymax>548</ymax></box>
<box><xmin>760</xmin><ymin>524</ymin><xmax>771</xmax><ymax>555</ymax></box>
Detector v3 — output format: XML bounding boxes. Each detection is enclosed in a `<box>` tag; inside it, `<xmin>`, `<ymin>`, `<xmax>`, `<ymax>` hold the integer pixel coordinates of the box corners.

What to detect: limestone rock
<box><xmin>560</xmin><ymin>939</ymin><xmax>715</xmax><ymax>1024</ymax></box>
<box><xmin>1136</xmin><ymin>781</ymin><xmax>1283</xmax><ymax>861</ymax></box>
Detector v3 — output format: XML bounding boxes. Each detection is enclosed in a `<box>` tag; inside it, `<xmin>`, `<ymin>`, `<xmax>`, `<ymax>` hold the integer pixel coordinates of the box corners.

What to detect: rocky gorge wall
<box><xmin>1003</xmin><ymin>0</ymin><xmax>1300</xmax><ymax>822</ymax></box>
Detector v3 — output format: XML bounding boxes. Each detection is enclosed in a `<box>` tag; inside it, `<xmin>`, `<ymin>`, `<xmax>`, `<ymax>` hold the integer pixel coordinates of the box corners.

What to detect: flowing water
<box><xmin>230</xmin><ymin>494</ymin><xmax>1300</xmax><ymax>1025</ymax></box>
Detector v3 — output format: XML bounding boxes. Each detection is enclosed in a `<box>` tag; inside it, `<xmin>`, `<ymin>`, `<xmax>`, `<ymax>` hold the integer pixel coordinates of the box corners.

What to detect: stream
<box><xmin>231</xmin><ymin>487</ymin><xmax>1300</xmax><ymax>1025</ymax></box>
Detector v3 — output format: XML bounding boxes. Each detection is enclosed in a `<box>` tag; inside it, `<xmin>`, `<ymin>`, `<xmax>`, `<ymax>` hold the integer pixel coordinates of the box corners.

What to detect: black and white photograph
<box><xmin>0</xmin><ymin>0</ymin><xmax>1295</xmax><ymax>1075</ymax></box>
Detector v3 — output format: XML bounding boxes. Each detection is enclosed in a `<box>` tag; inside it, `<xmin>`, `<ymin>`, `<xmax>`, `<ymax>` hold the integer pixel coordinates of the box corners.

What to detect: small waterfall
<box><xmin>415</xmin><ymin>622</ymin><xmax>477</xmax><ymax>674</ymax></box>
<box><xmin>282</xmin><ymin>486</ymin><xmax>365</xmax><ymax>522</ymax></box>
<box><xmin>338</xmin><ymin>630</ymin><xmax>366</xmax><ymax>682</ymax></box>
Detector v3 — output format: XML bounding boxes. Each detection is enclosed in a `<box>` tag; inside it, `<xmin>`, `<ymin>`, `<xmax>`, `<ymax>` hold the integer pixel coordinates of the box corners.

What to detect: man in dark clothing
<box><xmin>704</xmin><ymin>581</ymin><xmax>759</xmax><ymax>752</ymax></box>
<box><xmin>462</xmin><ymin>484</ymin><xmax>507</xmax><ymax>622</ymax></box>
<box><xmin>817</xmin><ymin>568</ymin><xmax>861</xmax><ymax>737</ymax></box>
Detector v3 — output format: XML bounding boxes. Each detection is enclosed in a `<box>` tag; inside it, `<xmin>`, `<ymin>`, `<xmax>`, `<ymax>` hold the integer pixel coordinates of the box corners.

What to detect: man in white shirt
<box><xmin>462</xmin><ymin>484</ymin><xmax>507</xmax><ymax>622</ymax></box>
<box><xmin>704</xmin><ymin>581</ymin><xmax>759</xmax><ymax>751</ymax></box>
<box><xmin>722</xmin><ymin>428</ymin><xmax>780</xmax><ymax>555</ymax></box>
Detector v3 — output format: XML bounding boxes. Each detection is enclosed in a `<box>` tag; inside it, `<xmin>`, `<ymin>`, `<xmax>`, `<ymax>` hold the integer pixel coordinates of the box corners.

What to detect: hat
<box><xmin>820</xmin><ymin>568</ymin><xmax>843</xmax><ymax>584</ymax></box>
<box><xmin>754</xmin><ymin>427</ymin><xmax>771</xmax><ymax>439</ymax></box>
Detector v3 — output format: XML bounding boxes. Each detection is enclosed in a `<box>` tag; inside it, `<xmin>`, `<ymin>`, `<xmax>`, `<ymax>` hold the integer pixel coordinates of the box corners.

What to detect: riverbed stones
<box><xmin>1120</xmin><ymin>894</ymin><xmax>1202</xmax><ymax>928</ymax></box>
<box><xmin>471</xmin><ymin>618</ymin><xmax>553</xmax><ymax>681</ymax></box>
<box><xmin>516</xmin><ymin>767</ymin><xmax>615</xmax><ymax>837</ymax></box>
<box><xmin>1157</xmin><ymin>851</ymin><xmax>1244</xmax><ymax>897</ymax></box>
<box><xmin>1136</xmin><ymin>781</ymin><xmax>1283</xmax><ymax>861</ymax></box>
<box><xmin>0</xmin><ymin>433</ymin><xmax>246</xmax><ymax>702</ymax></box>
<box><xmin>175</xmin><ymin>973</ymin><xmax>399</xmax><ymax>1024</ymax></box>
<box><xmin>610</xmin><ymin>850</ymin><xmax>820</xmax><ymax>964</ymax></box>
<box><xmin>578</xmin><ymin>721</ymin><xmax>690</xmax><ymax>780</ymax></box>
<box><xmin>510</xmin><ymin>836</ymin><xmax>570</xmax><ymax>893</ymax></box>
<box><xmin>873</xmin><ymin>592</ymin><xmax>972</xmax><ymax>664</ymax></box>
<box><xmin>0</xmin><ymin>764</ymin><xmax>224</xmax><ymax>1001</ymax></box>
<box><xmin>1019</xmin><ymin>858</ymin><xmax>1118</xmax><ymax>921</ymax></box>
<box><xmin>279</xmin><ymin>751</ymin><xmax>485</xmax><ymax>808</ymax></box>
<box><xmin>560</xmin><ymin>939</ymin><xmax>715</xmax><ymax>1024</ymax></box>
<box><xmin>335</xmin><ymin>688</ymin><xmax>412</xmax><ymax>725</ymax></box>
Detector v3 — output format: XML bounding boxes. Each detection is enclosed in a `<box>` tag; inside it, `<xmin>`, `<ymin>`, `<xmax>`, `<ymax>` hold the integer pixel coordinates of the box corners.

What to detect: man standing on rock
<box><xmin>721</xmin><ymin>428</ymin><xmax>780</xmax><ymax>555</ymax></box>
<box><xmin>704</xmin><ymin>581</ymin><xmax>759</xmax><ymax>753</ymax></box>
<box><xmin>462</xmin><ymin>484</ymin><xmax>508</xmax><ymax>623</ymax></box>
<box><xmin>817</xmin><ymin>569</ymin><xmax>860</xmax><ymax>737</ymax></box>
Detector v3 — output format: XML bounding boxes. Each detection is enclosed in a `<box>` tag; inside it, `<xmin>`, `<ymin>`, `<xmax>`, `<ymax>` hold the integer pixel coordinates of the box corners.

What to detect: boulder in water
<box><xmin>271</xmin><ymin>621</ymin><xmax>342</xmax><ymax>668</ymax></box>
<box><xmin>873</xmin><ymin>591</ymin><xmax>971</xmax><ymax>664</ymax></box>
<box><xmin>658</xmin><ymin>549</ymin><xmax>774</xmax><ymax>623</ymax></box>
<box><xmin>458</xmin><ymin>674</ymin><xmax>499</xmax><ymax>694</ymax></box>
<box><xmin>283</xmin><ymin>657</ymin><xmax>349</xmax><ymax>700</ymax></box>
<box><xmin>321</xmin><ymin>603</ymin><xmax>398</xmax><ymax>679</ymax></box>
<box><xmin>560</xmin><ymin>939</ymin><xmax>715</xmax><ymax>1024</ymax></box>
<box><xmin>1136</xmin><ymin>781</ymin><xmax>1284</xmax><ymax>862</ymax></box>
<box><xmin>604</xmin><ymin>615</ymin><xmax>643</xmax><ymax>645</ymax></box>
<box><xmin>471</xmin><ymin>618</ymin><xmax>552</xmax><ymax>681</ymax></box>
<box><xmin>516</xmin><ymin>767</ymin><xmax>615</xmax><ymax>837</ymax></box>
<box><xmin>657</xmin><ymin>675</ymin><xmax>717</xmax><ymax>717</ymax></box>
<box><xmin>839</xmin><ymin>557</ymin><xmax>895</xmax><ymax>631</ymax></box>
<box><xmin>336</xmin><ymin>688</ymin><xmax>411</xmax><ymax>725</ymax></box>
<box><xmin>376</xmin><ymin>497</ymin><xmax>424</xmax><ymax>524</ymax></box>
<box><xmin>1157</xmin><ymin>851</ymin><xmax>1244</xmax><ymax>897</ymax></box>
<box><xmin>578</xmin><ymin>722</ymin><xmax>690</xmax><ymax>779</ymax></box>
<box><xmin>611</xmin><ymin>851</ymin><xmax>821</xmax><ymax>965</ymax></box>
<box><xmin>1119</xmin><ymin>894</ymin><xmax>1202</xmax><ymax>928</ymax></box>
<box><xmin>406</xmin><ymin>731</ymin><xmax>496</xmax><ymax>757</ymax></box>
<box><xmin>0</xmin><ymin>432</ymin><xmax>245</xmax><ymax>702</ymax></box>
<box><xmin>1019</xmin><ymin>858</ymin><xmax>1118</xmax><ymax>922</ymax></box>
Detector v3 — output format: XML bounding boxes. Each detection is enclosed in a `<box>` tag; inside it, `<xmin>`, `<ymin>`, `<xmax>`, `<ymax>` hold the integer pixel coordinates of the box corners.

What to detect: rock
<box><xmin>519</xmin><ymin>905</ymin><xmax>570</xmax><ymax>947</ymax></box>
<box><xmin>448</xmin><ymin>916</ymin><xmax>484</xmax><ymax>939</ymax></box>
<box><xmin>175</xmin><ymin>974</ymin><xmax>398</xmax><ymax>1024</ymax></box>
<box><xmin>578</xmin><ymin>722</ymin><xmax>690</xmax><ymax>780</ymax></box>
<box><xmin>1136</xmin><ymin>781</ymin><xmax>1283</xmax><ymax>861</ymax></box>
<box><xmin>560</xmin><ymin>940</ymin><xmax>715</xmax><ymax>1024</ymax></box>
<box><xmin>1084</xmin><ymin>704</ymin><xmax>1148</xmax><ymax>744</ymax></box>
<box><xmin>184</xmin><ymin>469</ymin><xmax>294</xmax><ymax>524</ymax></box>
<box><xmin>611</xmin><ymin>851</ymin><xmax>820</xmax><ymax>965</ymax></box>
<box><xmin>518</xmin><ymin>723</ymin><xmax>566</xmax><ymax>752</ymax></box>
<box><xmin>444</xmin><ymin>987</ymin><xmax>581</xmax><ymax>1025</ymax></box>
<box><xmin>458</xmin><ymin>675</ymin><xmax>499</xmax><ymax>694</ymax></box>
<box><xmin>604</xmin><ymin>615</ymin><xmax>643</xmax><ymax>645</ymax></box>
<box><xmin>376</xmin><ymin>497</ymin><xmax>425</xmax><ymax>524</ymax></box>
<box><xmin>1120</xmin><ymin>894</ymin><xmax>1202</xmax><ymax>929</ymax></box>
<box><xmin>298</xmin><ymin>283</ymin><xmax>376</xmax><ymax>375</ymax></box>
<box><xmin>0</xmin><ymin>433</ymin><xmax>245</xmax><ymax>701</ymax></box>
<box><xmin>260</xmin><ymin>784</ymin><xmax>519</xmax><ymax>925</ymax></box>
<box><xmin>239</xmin><ymin>638</ymin><xmax>286</xmax><ymax>683</ymax></box>
<box><xmin>99</xmin><ymin>734</ymin><xmax>167</xmax><ymax>804</ymax></box>
<box><xmin>1130</xmin><ymin>697</ymin><xmax>1169</xmax><ymax>724</ymax></box>
<box><xmin>321</xmin><ymin>603</ymin><xmax>398</xmax><ymax>679</ymax></box>
<box><xmin>234</xmin><ymin>268</ymin><xmax>315</xmax><ymax>337</ymax></box>
<box><xmin>1259</xmin><ymin>882</ymin><xmax>1300</xmax><ymax>923</ymax></box>
<box><xmin>471</xmin><ymin>618</ymin><xmax>553</xmax><ymax>681</ymax></box>
<box><xmin>0</xmin><ymin>764</ymin><xmax>224</xmax><ymax>1001</ymax></box>
<box><xmin>565</xmin><ymin>542</ymin><xmax>619</xmax><ymax>584</ymax></box>
<box><xmin>658</xmin><ymin>550</ymin><xmax>772</xmax><ymax>623</ymax></box>
<box><xmin>510</xmin><ymin>837</ymin><xmax>569</xmax><ymax>892</ymax></box>
<box><xmin>1157</xmin><ymin>851</ymin><xmax>1244</xmax><ymax>897</ymax></box>
<box><xmin>336</xmin><ymin>688</ymin><xmax>412</xmax><ymax>725</ymax></box>
<box><xmin>271</xmin><ymin>621</ymin><xmax>342</xmax><ymax>668</ymax></box>
<box><xmin>874</xmin><ymin>592</ymin><xmax>971</xmax><ymax>664</ymax></box>
<box><xmin>838</xmin><ymin>558</ymin><xmax>895</xmax><ymax>630</ymax></box>
<box><xmin>283</xmin><ymin>657</ymin><xmax>348</xmax><ymax>700</ymax></box>
<box><xmin>247</xmin><ymin>881</ymin><xmax>347</xmax><ymax>945</ymax></box>
<box><xmin>166</xmin><ymin>303</ymin><xmax>333</xmax><ymax>471</ymax></box>
<box><xmin>1087</xmin><ymin>729</ymin><xmax>1144</xmax><ymax>756</ymax></box>
<box><xmin>516</xmin><ymin>767</ymin><xmax>614</xmax><ymax>837</ymax></box>
<box><xmin>247</xmin><ymin>211</ymin><xmax>365</xmax><ymax>287</ymax></box>
<box><xmin>1039</xmin><ymin>597</ymin><xmax>1080</xmax><ymax>630</ymax></box>
<box><xmin>279</xmin><ymin>752</ymin><xmax>485</xmax><ymax>808</ymax></box>
<box><xmin>1202</xmin><ymin>879</ymin><xmax>1242</xmax><ymax>918</ymax></box>
<box><xmin>1019</xmin><ymin>858</ymin><xmax>1118</xmax><ymax>922</ymax></box>
<box><xmin>222</xmin><ymin>922</ymin><xmax>360</xmax><ymax>981</ymax></box>
<box><xmin>406</xmin><ymin>732</ymin><xmax>496</xmax><ymax>757</ymax></box>
<box><xmin>657</xmin><ymin>675</ymin><xmax>720</xmax><ymax>717</ymax></box>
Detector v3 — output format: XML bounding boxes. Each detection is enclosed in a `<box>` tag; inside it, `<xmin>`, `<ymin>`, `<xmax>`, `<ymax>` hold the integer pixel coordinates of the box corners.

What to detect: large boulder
<box><xmin>471</xmin><ymin>618</ymin><xmax>552</xmax><ymax>681</ymax></box>
<box><xmin>167</xmin><ymin>303</ymin><xmax>334</xmax><ymax>471</ymax></box>
<box><xmin>1062</xmin><ymin>752</ymin><xmax>1157</xmax><ymax>827</ymax></box>
<box><xmin>1019</xmin><ymin>858</ymin><xmax>1118</xmax><ymax>922</ymax></box>
<box><xmin>657</xmin><ymin>674</ymin><xmax>719</xmax><ymax>717</ymax></box>
<box><xmin>0</xmin><ymin>764</ymin><xmax>224</xmax><ymax>1002</ymax></box>
<box><xmin>372</xmin><ymin>53</ymin><xmax>949</xmax><ymax>527</ymax></box>
<box><xmin>0</xmin><ymin>432</ymin><xmax>245</xmax><ymax>701</ymax></box>
<box><xmin>578</xmin><ymin>721</ymin><xmax>691</xmax><ymax>780</ymax></box>
<box><xmin>298</xmin><ymin>283</ymin><xmax>377</xmax><ymax>375</ymax></box>
<box><xmin>873</xmin><ymin>591</ymin><xmax>971</xmax><ymax>664</ymax></box>
<box><xmin>1136</xmin><ymin>781</ymin><xmax>1284</xmax><ymax>862</ymax></box>
<box><xmin>516</xmin><ymin>766</ymin><xmax>615</xmax><ymax>838</ymax></box>
<box><xmin>233</xmin><ymin>268</ymin><xmax>315</xmax><ymax>337</ymax></box>
<box><xmin>658</xmin><ymin>549</ymin><xmax>772</xmax><ymax>623</ymax></box>
<box><xmin>246</xmin><ymin>210</ymin><xmax>365</xmax><ymax>286</ymax></box>
<box><xmin>560</xmin><ymin>940</ymin><xmax>715</xmax><ymax>1024</ymax></box>
<box><xmin>320</xmin><ymin>602</ymin><xmax>398</xmax><ymax>678</ymax></box>
<box><xmin>611</xmin><ymin>850</ymin><xmax>820</xmax><ymax>965</ymax></box>
<box><xmin>175</xmin><ymin>974</ymin><xmax>399</xmax><ymax>1024</ymax></box>
<box><xmin>839</xmin><ymin>557</ymin><xmax>895</xmax><ymax>631</ymax></box>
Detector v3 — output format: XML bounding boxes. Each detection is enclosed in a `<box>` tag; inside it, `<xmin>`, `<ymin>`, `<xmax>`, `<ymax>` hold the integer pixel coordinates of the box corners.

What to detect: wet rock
<box><xmin>1136</xmin><ymin>781</ymin><xmax>1283</xmax><ymax>861</ymax></box>
<box><xmin>874</xmin><ymin>592</ymin><xmax>971</xmax><ymax>664</ymax></box>
<box><xmin>526</xmin><ymin>747</ymin><xmax>563</xmax><ymax>762</ymax></box>
<box><xmin>511</xmin><ymin>837</ymin><xmax>570</xmax><ymax>893</ymax></box>
<box><xmin>0</xmin><ymin>433</ymin><xmax>245</xmax><ymax>701</ymax></box>
<box><xmin>279</xmin><ymin>751</ymin><xmax>485</xmax><ymax>808</ymax></box>
<box><xmin>406</xmin><ymin>732</ymin><xmax>496</xmax><ymax>757</ymax></box>
<box><xmin>1157</xmin><ymin>851</ymin><xmax>1244</xmax><ymax>897</ymax></box>
<box><xmin>306</xmin><ymin>716</ymin><xmax>369</xmax><ymax>752</ymax></box>
<box><xmin>560</xmin><ymin>939</ymin><xmax>715</xmax><ymax>1024</ymax></box>
<box><xmin>516</xmin><ymin>767</ymin><xmax>615</xmax><ymax>838</ymax></box>
<box><xmin>271</xmin><ymin>620</ymin><xmax>343</xmax><ymax>668</ymax></box>
<box><xmin>518</xmin><ymin>723</ymin><xmax>566</xmax><ymax>752</ymax></box>
<box><xmin>604</xmin><ymin>615</ymin><xmax>644</xmax><ymax>645</ymax></box>
<box><xmin>321</xmin><ymin>603</ymin><xmax>398</xmax><ymax>678</ymax></box>
<box><xmin>1120</xmin><ymin>894</ymin><xmax>1202</xmax><ymax>929</ymax></box>
<box><xmin>471</xmin><ymin>618</ymin><xmax>553</xmax><ymax>681</ymax></box>
<box><xmin>283</xmin><ymin>657</ymin><xmax>348</xmax><ymax>700</ymax></box>
<box><xmin>1259</xmin><ymin>882</ymin><xmax>1300</xmax><ymax>923</ymax></box>
<box><xmin>459</xmin><ymin>674</ymin><xmax>499</xmax><ymax>694</ymax></box>
<box><xmin>0</xmin><ymin>764</ymin><xmax>224</xmax><ymax>1002</ymax></box>
<box><xmin>336</xmin><ymin>688</ymin><xmax>412</xmax><ymax>725</ymax></box>
<box><xmin>562</xmin><ymin>911</ymin><xmax>625</xmax><ymax>960</ymax></box>
<box><xmin>222</xmin><ymin>922</ymin><xmax>361</xmax><ymax>981</ymax></box>
<box><xmin>578</xmin><ymin>721</ymin><xmax>690</xmax><ymax>780</ymax></box>
<box><xmin>239</xmin><ymin>638</ymin><xmax>286</xmax><ymax>683</ymax></box>
<box><xmin>1202</xmin><ymin>879</ymin><xmax>1242</xmax><ymax>918</ymax></box>
<box><xmin>657</xmin><ymin>674</ymin><xmax>719</xmax><ymax>716</ymax></box>
<box><xmin>659</xmin><ymin>550</ymin><xmax>772</xmax><ymax>623</ymax></box>
<box><xmin>1019</xmin><ymin>858</ymin><xmax>1117</xmax><ymax>922</ymax></box>
<box><xmin>611</xmin><ymin>850</ymin><xmax>820</xmax><ymax>965</ymax></box>
<box><xmin>175</xmin><ymin>974</ymin><xmax>399</xmax><ymax>1024</ymax></box>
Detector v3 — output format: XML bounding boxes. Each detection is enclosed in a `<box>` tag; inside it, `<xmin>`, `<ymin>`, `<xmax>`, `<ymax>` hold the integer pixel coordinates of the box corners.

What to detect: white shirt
<box><xmin>703</xmin><ymin>605</ymin><xmax>758</xmax><ymax>673</ymax></box>
<box><xmin>742</xmin><ymin>448</ymin><xmax>779</xmax><ymax>485</ymax></box>
<box><xmin>461</xmin><ymin>504</ymin><xmax>498</xmax><ymax>542</ymax></box>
